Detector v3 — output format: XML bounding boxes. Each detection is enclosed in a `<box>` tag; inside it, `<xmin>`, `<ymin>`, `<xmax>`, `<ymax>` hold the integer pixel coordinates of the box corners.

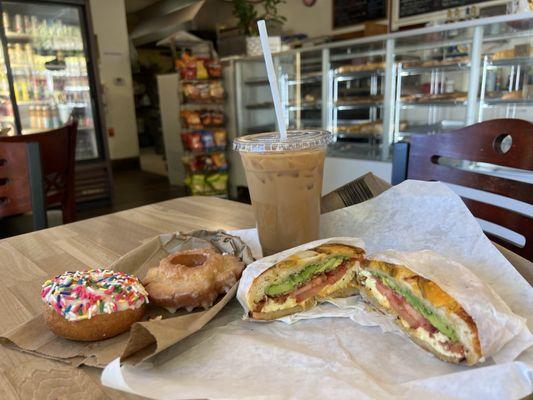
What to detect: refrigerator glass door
<box><xmin>2</xmin><ymin>1</ymin><xmax>99</xmax><ymax>160</ymax></box>
<box><xmin>0</xmin><ymin>42</ymin><xmax>16</xmax><ymax>136</ymax></box>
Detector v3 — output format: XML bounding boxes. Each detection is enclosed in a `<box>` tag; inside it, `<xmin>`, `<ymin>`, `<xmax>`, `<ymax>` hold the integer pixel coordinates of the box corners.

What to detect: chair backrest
<box><xmin>392</xmin><ymin>118</ymin><xmax>533</xmax><ymax>261</ymax></box>
<box><xmin>0</xmin><ymin>121</ymin><xmax>77</xmax><ymax>223</ymax></box>
<box><xmin>0</xmin><ymin>141</ymin><xmax>47</xmax><ymax>230</ymax></box>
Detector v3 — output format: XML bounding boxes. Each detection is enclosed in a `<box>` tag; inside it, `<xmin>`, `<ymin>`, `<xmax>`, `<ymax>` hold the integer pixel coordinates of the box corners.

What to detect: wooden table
<box><xmin>0</xmin><ymin>197</ymin><xmax>254</xmax><ymax>400</ymax></box>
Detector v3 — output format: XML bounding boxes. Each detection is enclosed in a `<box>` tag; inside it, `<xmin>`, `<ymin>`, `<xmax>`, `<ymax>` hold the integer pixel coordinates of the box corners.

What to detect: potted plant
<box><xmin>231</xmin><ymin>0</ymin><xmax>286</xmax><ymax>56</ymax></box>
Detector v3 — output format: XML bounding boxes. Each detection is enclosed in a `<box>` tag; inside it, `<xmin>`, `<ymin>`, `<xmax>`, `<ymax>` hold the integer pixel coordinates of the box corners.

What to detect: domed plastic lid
<box><xmin>233</xmin><ymin>130</ymin><xmax>334</xmax><ymax>153</ymax></box>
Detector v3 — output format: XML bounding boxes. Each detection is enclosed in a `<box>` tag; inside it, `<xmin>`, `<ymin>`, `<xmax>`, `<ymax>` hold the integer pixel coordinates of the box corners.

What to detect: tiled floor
<box><xmin>76</xmin><ymin>168</ymin><xmax>187</xmax><ymax>220</ymax></box>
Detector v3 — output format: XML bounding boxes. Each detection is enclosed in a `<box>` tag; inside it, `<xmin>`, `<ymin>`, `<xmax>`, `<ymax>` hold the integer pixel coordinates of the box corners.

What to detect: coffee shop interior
<box><xmin>0</xmin><ymin>0</ymin><xmax>532</xmax><ymax>246</ymax></box>
<box><xmin>1</xmin><ymin>0</ymin><xmax>533</xmax><ymax>398</ymax></box>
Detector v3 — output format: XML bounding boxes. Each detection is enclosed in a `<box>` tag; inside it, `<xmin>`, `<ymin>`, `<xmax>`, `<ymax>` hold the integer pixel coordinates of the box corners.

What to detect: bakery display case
<box><xmin>223</xmin><ymin>13</ymin><xmax>533</xmax><ymax>189</ymax></box>
<box><xmin>393</xmin><ymin>26</ymin><xmax>474</xmax><ymax>142</ymax></box>
<box><xmin>279</xmin><ymin>50</ymin><xmax>322</xmax><ymax>130</ymax></box>
<box><xmin>235</xmin><ymin>58</ymin><xmax>275</xmax><ymax>136</ymax></box>
<box><xmin>478</xmin><ymin>20</ymin><xmax>533</xmax><ymax>122</ymax></box>
<box><xmin>329</xmin><ymin>40</ymin><xmax>388</xmax><ymax>160</ymax></box>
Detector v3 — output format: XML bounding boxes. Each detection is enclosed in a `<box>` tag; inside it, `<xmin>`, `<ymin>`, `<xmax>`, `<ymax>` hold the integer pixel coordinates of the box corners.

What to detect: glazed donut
<box><xmin>41</xmin><ymin>269</ymin><xmax>148</xmax><ymax>341</ymax></box>
<box><xmin>143</xmin><ymin>247</ymin><xmax>245</xmax><ymax>312</ymax></box>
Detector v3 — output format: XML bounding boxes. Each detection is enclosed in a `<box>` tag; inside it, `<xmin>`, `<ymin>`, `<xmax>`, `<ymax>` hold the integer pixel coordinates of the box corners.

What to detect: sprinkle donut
<box><xmin>41</xmin><ymin>269</ymin><xmax>148</xmax><ymax>341</ymax></box>
<box><xmin>143</xmin><ymin>248</ymin><xmax>245</xmax><ymax>312</ymax></box>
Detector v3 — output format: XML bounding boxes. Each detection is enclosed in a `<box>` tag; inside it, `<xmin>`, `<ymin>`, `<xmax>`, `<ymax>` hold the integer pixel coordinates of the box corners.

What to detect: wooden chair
<box><xmin>0</xmin><ymin>121</ymin><xmax>77</xmax><ymax>223</ymax></box>
<box><xmin>392</xmin><ymin>118</ymin><xmax>533</xmax><ymax>261</ymax></box>
<box><xmin>0</xmin><ymin>142</ymin><xmax>47</xmax><ymax>232</ymax></box>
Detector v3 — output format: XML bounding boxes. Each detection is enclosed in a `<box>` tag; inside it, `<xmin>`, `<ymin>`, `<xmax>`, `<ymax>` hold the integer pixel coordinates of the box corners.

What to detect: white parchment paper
<box><xmin>102</xmin><ymin>180</ymin><xmax>533</xmax><ymax>399</ymax></box>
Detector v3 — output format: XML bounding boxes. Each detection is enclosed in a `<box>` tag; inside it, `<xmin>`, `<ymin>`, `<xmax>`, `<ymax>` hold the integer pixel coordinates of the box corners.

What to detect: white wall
<box><xmin>193</xmin><ymin>0</ymin><xmax>380</xmax><ymax>38</ymax></box>
<box><xmin>277</xmin><ymin>0</ymin><xmax>381</xmax><ymax>37</ymax></box>
<box><xmin>89</xmin><ymin>0</ymin><xmax>139</xmax><ymax>160</ymax></box>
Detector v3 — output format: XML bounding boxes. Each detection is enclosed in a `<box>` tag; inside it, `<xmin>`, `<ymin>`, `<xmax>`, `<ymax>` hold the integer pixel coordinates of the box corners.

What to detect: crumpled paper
<box><xmin>101</xmin><ymin>180</ymin><xmax>533</xmax><ymax>399</ymax></box>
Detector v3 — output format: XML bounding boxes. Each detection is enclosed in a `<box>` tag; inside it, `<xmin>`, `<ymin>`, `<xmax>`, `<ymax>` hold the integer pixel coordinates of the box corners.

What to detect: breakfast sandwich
<box><xmin>242</xmin><ymin>243</ymin><xmax>365</xmax><ymax>320</ymax></box>
<box><xmin>357</xmin><ymin>259</ymin><xmax>482</xmax><ymax>365</ymax></box>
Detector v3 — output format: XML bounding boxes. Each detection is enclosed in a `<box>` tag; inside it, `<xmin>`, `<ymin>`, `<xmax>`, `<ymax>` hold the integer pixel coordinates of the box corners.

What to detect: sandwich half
<box><xmin>245</xmin><ymin>244</ymin><xmax>365</xmax><ymax>320</ymax></box>
<box><xmin>358</xmin><ymin>259</ymin><xmax>482</xmax><ymax>365</ymax></box>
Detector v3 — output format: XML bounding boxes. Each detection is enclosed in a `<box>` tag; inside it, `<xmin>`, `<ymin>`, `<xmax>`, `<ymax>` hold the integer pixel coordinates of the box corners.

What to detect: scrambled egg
<box><xmin>360</xmin><ymin>270</ymin><xmax>390</xmax><ymax>308</ymax></box>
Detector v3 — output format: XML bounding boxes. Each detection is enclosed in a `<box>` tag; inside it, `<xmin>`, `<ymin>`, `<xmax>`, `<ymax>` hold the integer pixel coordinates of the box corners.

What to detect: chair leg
<box><xmin>62</xmin><ymin>202</ymin><xmax>76</xmax><ymax>224</ymax></box>
<box><xmin>391</xmin><ymin>141</ymin><xmax>410</xmax><ymax>185</ymax></box>
<box><xmin>27</xmin><ymin>143</ymin><xmax>48</xmax><ymax>230</ymax></box>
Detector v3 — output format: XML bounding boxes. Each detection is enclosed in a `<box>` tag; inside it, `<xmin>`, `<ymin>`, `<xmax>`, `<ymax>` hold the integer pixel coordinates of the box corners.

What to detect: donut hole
<box><xmin>170</xmin><ymin>254</ymin><xmax>207</xmax><ymax>268</ymax></box>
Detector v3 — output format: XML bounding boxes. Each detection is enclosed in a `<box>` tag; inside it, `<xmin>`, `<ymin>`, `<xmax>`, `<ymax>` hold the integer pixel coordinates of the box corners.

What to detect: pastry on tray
<box><xmin>403</xmin><ymin>56</ymin><xmax>468</xmax><ymax>68</ymax></box>
<box><xmin>501</xmin><ymin>90</ymin><xmax>523</xmax><ymax>100</ymax></box>
<box><xmin>143</xmin><ymin>248</ymin><xmax>245</xmax><ymax>312</ymax></box>
<box><xmin>492</xmin><ymin>49</ymin><xmax>515</xmax><ymax>60</ymax></box>
<box><xmin>335</xmin><ymin>62</ymin><xmax>385</xmax><ymax>74</ymax></box>
<box><xmin>242</xmin><ymin>243</ymin><xmax>365</xmax><ymax>320</ymax></box>
<box><xmin>41</xmin><ymin>269</ymin><xmax>148</xmax><ymax>341</ymax></box>
<box><xmin>336</xmin><ymin>95</ymin><xmax>383</xmax><ymax>105</ymax></box>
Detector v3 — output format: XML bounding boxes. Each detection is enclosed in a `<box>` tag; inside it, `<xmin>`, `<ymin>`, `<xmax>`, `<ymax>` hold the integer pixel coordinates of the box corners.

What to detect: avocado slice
<box><xmin>265</xmin><ymin>256</ymin><xmax>346</xmax><ymax>297</ymax></box>
<box><xmin>371</xmin><ymin>271</ymin><xmax>459</xmax><ymax>342</ymax></box>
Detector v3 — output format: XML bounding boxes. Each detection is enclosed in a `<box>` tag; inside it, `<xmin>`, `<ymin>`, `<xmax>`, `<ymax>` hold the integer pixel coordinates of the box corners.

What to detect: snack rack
<box><xmin>179</xmin><ymin>77</ymin><xmax>228</xmax><ymax>197</ymax></box>
<box><xmin>157</xmin><ymin>48</ymin><xmax>229</xmax><ymax>196</ymax></box>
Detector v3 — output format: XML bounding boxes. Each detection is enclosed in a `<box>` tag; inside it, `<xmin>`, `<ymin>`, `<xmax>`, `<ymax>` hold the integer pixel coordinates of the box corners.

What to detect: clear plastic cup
<box><xmin>234</xmin><ymin>130</ymin><xmax>334</xmax><ymax>256</ymax></box>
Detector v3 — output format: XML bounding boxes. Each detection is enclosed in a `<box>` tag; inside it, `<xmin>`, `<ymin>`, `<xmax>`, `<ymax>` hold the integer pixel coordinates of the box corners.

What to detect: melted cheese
<box><xmin>360</xmin><ymin>270</ymin><xmax>390</xmax><ymax>308</ymax></box>
<box><xmin>261</xmin><ymin>296</ymin><xmax>299</xmax><ymax>313</ymax></box>
<box><xmin>403</xmin><ymin>318</ymin><xmax>462</xmax><ymax>359</ymax></box>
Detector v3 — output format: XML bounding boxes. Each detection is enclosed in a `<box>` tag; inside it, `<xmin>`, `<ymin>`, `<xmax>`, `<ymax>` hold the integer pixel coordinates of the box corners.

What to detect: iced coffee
<box><xmin>234</xmin><ymin>131</ymin><xmax>333</xmax><ymax>256</ymax></box>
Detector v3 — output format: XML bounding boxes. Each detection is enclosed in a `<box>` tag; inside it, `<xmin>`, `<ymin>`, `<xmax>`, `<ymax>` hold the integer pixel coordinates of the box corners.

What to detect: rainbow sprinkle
<box><xmin>41</xmin><ymin>269</ymin><xmax>149</xmax><ymax>321</ymax></box>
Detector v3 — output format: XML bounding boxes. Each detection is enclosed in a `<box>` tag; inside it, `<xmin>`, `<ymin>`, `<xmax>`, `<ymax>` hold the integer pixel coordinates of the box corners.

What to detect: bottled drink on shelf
<box><xmin>14</xmin><ymin>14</ymin><xmax>23</xmax><ymax>34</ymax></box>
<box><xmin>2</xmin><ymin>12</ymin><xmax>10</xmax><ymax>33</ymax></box>
<box><xmin>29</xmin><ymin>105</ymin><xmax>37</xmax><ymax>128</ymax></box>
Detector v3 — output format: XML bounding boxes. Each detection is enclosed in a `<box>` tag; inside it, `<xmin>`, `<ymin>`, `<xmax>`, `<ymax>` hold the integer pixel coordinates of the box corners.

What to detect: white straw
<box><xmin>257</xmin><ymin>20</ymin><xmax>287</xmax><ymax>139</ymax></box>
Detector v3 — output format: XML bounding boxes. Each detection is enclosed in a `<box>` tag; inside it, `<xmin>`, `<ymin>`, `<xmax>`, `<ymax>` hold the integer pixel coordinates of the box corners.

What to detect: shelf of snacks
<box><xmin>174</xmin><ymin>52</ymin><xmax>228</xmax><ymax>197</ymax></box>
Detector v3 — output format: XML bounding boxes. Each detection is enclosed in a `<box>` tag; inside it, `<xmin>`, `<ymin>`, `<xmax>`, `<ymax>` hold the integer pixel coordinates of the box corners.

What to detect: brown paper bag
<box><xmin>0</xmin><ymin>230</ymin><xmax>254</xmax><ymax>368</ymax></box>
<box><xmin>321</xmin><ymin>172</ymin><xmax>391</xmax><ymax>214</ymax></box>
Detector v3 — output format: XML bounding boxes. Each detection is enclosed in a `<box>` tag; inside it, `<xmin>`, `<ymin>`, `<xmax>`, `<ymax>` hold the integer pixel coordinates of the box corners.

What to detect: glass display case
<box><xmin>329</xmin><ymin>40</ymin><xmax>387</xmax><ymax>160</ymax></box>
<box><xmin>2</xmin><ymin>1</ymin><xmax>100</xmax><ymax>160</ymax></box>
<box><xmin>0</xmin><ymin>43</ymin><xmax>15</xmax><ymax>136</ymax></box>
<box><xmin>393</xmin><ymin>26</ymin><xmax>474</xmax><ymax>141</ymax></box>
<box><xmin>279</xmin><ymin>50</ymin><xmax>322</xmax><ymax>130</ymax></box>
<box><xmin>228</xmin><ymin>13</ymin><xmax>533</xmax><ymax>168</ymax></box>
<box><xmin>235</xmin><ymin>59</ymin><xmax>275</xmax><ymax>136</ymax></box>
<box><xmin>478</xmin><ymin>20</ymin><xmax>533</xmax><ymax>122</ymax></box>
<box><xmin>0</xmin><ymin>0</ymin><xmax>112</xmax><ymax>204</ymax></box>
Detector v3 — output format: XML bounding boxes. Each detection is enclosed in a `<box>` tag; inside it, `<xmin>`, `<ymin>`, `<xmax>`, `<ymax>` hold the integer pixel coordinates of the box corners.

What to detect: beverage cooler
<box><xmin>0</xmin><ymin>0</ymin><xmax>112</xmax><ymax>204</ymax></box>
